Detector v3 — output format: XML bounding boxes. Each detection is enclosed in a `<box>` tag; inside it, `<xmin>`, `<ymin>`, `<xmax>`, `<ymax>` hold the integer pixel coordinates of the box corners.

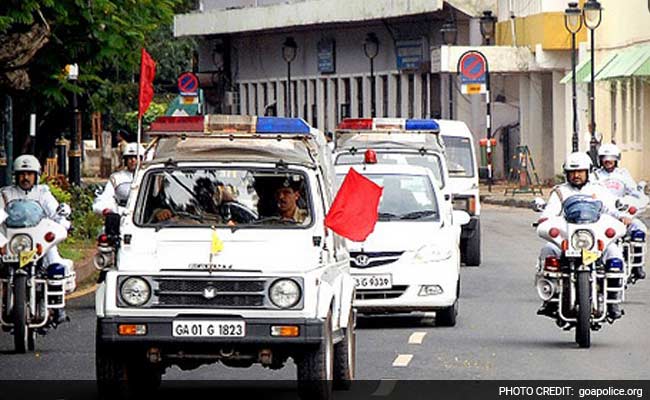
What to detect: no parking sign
<box><xmin>177</xmin><ymin>72</ymin><xmax>200</xmax><ymax>96</ymax></box>
<box><xmin>457</xmin><ymin>51</ymin><xmax>488</xmax><ymax>95</ymax></box>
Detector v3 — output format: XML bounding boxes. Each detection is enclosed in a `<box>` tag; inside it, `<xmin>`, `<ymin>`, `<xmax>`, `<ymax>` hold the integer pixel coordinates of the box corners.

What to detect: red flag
<box><xmin>325</xmin><ymin>168</ymin><xmax>383</xmax><ymax>242</ymax></box>
<box><xmin>138</xmin><ymin>48</ymin><xmax>156</xmax><ymax>118</ymax></box>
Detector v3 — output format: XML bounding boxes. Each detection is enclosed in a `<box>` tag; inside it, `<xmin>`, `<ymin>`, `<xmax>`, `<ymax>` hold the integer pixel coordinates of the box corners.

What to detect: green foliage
<box><xmin>122</xmin><ymin>101</ymin><xmax>167</xmax><ymax>134</ymax></box>
<box><xmin>43</xmin><ymin>177</ymin><xmax>103</xmax><ymax>241</ymax></box>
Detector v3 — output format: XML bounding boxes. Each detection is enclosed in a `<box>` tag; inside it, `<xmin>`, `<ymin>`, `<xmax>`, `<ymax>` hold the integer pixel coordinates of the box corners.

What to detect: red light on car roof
<box><xmin>337</xmin><ymin>118</ymin><xmax>373</xmax><ymax>130</ymax></box>
<box><xmin>364</xmin><ymin>149</ymin><xmax>377</xmax><ymax>164</ymax></box>
<box><xmin>150</xmin><ymin>116</ymin><xmax>204</xmax><ymax>132</ymax></box>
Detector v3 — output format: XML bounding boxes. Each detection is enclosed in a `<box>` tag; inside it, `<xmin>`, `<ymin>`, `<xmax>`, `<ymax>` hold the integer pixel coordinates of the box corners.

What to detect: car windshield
<box><xmin>562</xmin><ymin>195</ymin><xmax>603</xmax><ymax>224</ymax></box>
<box><xmin>135</xmin><ymin>167</ymin><xmax>312</xmax><ymax>228</ymax></box>
<box><xmin>335</xmin><ymin>152</ymin><xmax>445</xmax><ymax>189</ymax></box>
<box><xmin>5</xmin><ymin>200</ymin><xmax>46</xmax><ymax>228</ymax></box>
<box><xmin>336</xmin><ymin>172</ymin><xmax>439</xmax><ymax>221</ymax></box>
<box><xmin>442</xmin><ymin>136</ymin><xmax>475</xmax><ymax>177</ymax></box>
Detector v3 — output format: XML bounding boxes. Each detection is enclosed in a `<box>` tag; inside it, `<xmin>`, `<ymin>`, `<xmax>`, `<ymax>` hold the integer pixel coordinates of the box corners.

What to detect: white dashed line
<box><xmin>372</xmin><ymin>379</ymin><xmax>398</xmax><ymax>396</ymax></box>
<box><xmin>392</xmin><ymin>354</ymin><xmax>413</xmax><ymax>367</ymax></box>
<box><xmin>408</xmin><ymin>332</ymin><xmax>427</xmax><ymax>344</ymax></box>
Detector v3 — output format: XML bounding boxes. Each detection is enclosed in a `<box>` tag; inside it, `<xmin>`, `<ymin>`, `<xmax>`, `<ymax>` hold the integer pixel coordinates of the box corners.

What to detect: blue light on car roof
<box><xmin>405</xmin><ymin>119</ymin><xmax>440</xmax><ymax>131</ymax></box>
<box><xmin>256</xmin><ymin>117</ymin><xmax>311</xmax><ymax>134</ymax></box>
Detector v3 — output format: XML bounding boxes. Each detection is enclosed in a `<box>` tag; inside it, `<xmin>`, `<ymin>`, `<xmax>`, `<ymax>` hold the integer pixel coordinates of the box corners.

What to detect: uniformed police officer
<box><xmin>93</xmin><ymin>142</ymin><xmax>144</xmax><ymax>215</ymax></box>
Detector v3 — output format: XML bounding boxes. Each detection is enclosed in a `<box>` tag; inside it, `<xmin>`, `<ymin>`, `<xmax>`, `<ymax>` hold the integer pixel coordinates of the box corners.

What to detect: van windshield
<box><xmin>442</xmin><ymin>136</ymin><xmax>475</xmax><ymax>177</ymax></box>
<box><xmin>335</xmin><ymin>151</ymin><xmax>445</xmax><ymax>189</ymax></box>
<box><xmin>135</xmin><ymin>168</ymin><xmax>312</xmax><ymax>228</ymax></box>
<box><xmin>336</xmin><ymin>172</ymin><xmax>439</xmax><ymax>221</ymax></box>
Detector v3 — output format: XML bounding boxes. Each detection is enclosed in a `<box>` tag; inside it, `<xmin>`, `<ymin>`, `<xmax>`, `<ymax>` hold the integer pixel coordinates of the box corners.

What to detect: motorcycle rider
<box><xmin>592</xmin><ymin>143</ymin><xmax>647</xmax><ymax>280</ymax></box>
<box><xmin>92</xmin><ymin>142</ymin><xmax>145</xmax><ymax>215</ymax></box>
<box><xmin>0</xmin><ymin>155</ymin><xmax>74</xmax><ymax>324</ymax></box>
<box><xmin>538</xmin><ymin>152</ymin><xmax>629</xmax><ymax>320</ymax></box>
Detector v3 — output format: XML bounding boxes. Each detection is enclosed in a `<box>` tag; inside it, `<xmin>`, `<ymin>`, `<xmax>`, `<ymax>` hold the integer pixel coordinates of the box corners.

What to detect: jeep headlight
<box><xmin>269</xmin><ymin>279</ymin><xmax>301</xmax><ymax>309</ymax></box>
<box><xmin>9</xmin><ymin>234</ymin><xmax>32</xmax><ymax>255</ymax></box>
<box><xmin>414</xmin><ymin>244</ymin><xmax>452</xmax><ymax>263</ymax></box>
<box><xmin>571</xmin><ymin>230</ymin><xmax>594</xmax><ymax>250</ymax></box>
<box><xmin>120</xmin><ymin>277</ymin><xmax>151</xmax><ymax>307</ymax></box>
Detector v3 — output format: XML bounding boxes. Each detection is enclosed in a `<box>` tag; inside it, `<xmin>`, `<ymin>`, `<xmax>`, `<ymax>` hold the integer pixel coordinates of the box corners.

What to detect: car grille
<box><xmin>356</xmin><ymin>285</ymin><xmax>408</xmax><ymax>300</ymax></box>
<box><xmin>152</xmin><ymin>277</ymin><xmax>267</xmax><ymax>309</ymax></box>
<box><xmin>349</xmin><ymin>251</ymin><xmax>404</xmax><ymax>269</ymax></box>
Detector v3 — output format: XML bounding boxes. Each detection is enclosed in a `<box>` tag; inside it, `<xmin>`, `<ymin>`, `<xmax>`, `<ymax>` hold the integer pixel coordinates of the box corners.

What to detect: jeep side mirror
<box><xmin>105</xmin><ymin>212</ymin><xmax>121</xmax><ymax>237</ymax></box>
<box><xmin>452</xmin><ymin>210</ymin><xmax>471</xmax><ymax>225</ymax></box>
<box><xmin>531</xmin><ymin>197</ymin><xmax>546</xmax><ymax>212</ymax></box>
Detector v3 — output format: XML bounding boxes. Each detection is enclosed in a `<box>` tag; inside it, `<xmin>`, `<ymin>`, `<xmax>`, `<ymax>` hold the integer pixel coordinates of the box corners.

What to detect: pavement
<box><xmin>479</xmin><ymin>180</ymin><xmax>547</xmax><ymax>210</ymax></box>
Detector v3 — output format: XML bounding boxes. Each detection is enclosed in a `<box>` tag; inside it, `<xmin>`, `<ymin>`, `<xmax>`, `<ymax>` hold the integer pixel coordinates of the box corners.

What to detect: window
<box><xmin>442</xmin><ymin>136</ymin><xmax>475</xmax><ymax>177</ymax></box>
<box><xmin>356</xmin><ymin>77</ymin><xmax>363</xmax><ymax>117</ymax></box>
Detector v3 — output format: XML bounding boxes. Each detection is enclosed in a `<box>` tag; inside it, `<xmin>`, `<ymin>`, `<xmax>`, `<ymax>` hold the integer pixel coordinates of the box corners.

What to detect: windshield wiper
<box><xmin>378</xmin><ymin>212</ymin><xmax>398</xmax><ymax>220</ymax></box>
<box><xmin>399</xmin><ymin>210</ymin><xmax>437</xmax><ymax>220</ymax></box>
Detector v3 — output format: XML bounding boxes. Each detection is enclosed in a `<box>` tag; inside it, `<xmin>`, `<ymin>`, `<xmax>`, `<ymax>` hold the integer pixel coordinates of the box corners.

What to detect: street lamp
<box><xmin>479</xmin><ymin>10</ymin><xmax>497</xmax><ymax>45</ymax></box>
<box><xmin>363</xmin><ymin>32</ymin><xmax>379</xmax><ymax>117</ymax></box>
<box><xmin>65</xmin><ymin>63</ymin><xmax>81</xmax><ymax>185</ymax></box>
<box><xmin>440</xmin><ymin>22</ymin><xmax>458</xmax><ymax>119</ymax></box>
<box><xmin>583</xmin><ymin>0</ymin><xmax>602</xmax><ymax>162</ymax></box>
<box><xmin>564</xmin><ymin>2</ymin><xmax>583</xmax><ymax>152</ymax></box>
<box><xmin>282</xmin><ymin>37</ymin><xmax>297</xmax><ymax>117</ymax></box>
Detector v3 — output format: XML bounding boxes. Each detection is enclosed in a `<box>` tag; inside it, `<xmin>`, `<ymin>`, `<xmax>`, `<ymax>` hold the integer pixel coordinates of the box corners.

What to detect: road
<box><xmin>1</xmin><ymin>205</ymin><xmax>649</xmax><ymax>390</ymax></box>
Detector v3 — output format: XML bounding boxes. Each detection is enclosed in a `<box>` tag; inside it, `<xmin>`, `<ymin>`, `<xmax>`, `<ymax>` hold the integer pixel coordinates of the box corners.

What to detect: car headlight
<box><xmin>269</xmin><ymin>279</ymin><xmax>301</xmax><ymax>309</ymax></box>
<box><xmin>9</xmin><ymin>234</ymin><xmax>33</xmax><ymax>255</ymax></box>
<box><xmin>413</xmin><ymin>245</ymin><xmax>452</xmax><ymax>263</ymax></box>
<box><xmin>571</xmin><ymin>230</ymin><xmax>594</xmax><ymax>250</ymax></box>
<box><xmin>120</xmin><ymin>277</ymin><xmax>151</xmax><ymax>307</ymax></box>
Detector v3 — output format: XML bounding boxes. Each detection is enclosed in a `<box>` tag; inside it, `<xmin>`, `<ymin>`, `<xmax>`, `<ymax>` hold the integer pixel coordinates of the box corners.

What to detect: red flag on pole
<box><xmin>325</xmin><ymin>168</ymin><xmax>383</xmax><ymax>242</ymax></box>
<box><xmin>138</xmin><ymin>48</ymin><xmax>156</xmax><ymax>118</ymax></box>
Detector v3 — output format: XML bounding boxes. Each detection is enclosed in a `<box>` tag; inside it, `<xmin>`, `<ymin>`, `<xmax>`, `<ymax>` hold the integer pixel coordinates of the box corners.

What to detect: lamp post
<box><xmin>363</xmin><ymin>33</ymin><xmax>379</xmax><ymax>117</ymax></box>
<box><xmin>584</xmin><ymin>0</ymin><xmax>602</xmax><ymax>163</ymax></box>
<box><xmin>565</xmin><ymin>2</ymin><xmax>583</xmax><ymax>152</ymax></box>
<box><xmin>479</xmin><ymin>10</ymin><xmax>497</xmax><ymax>45</ymax></box>
<box><xmin>65</xmin><ymin>63</ymin><xmax>81</xmax><ymax>185</ymax></box>
<box><xmin>282</xmin><ymin>37</ymin><xmax>297</xmax><ymax>117</ymax></box>
<box><xmin>441</xmin><ymin>22</ymin><xmax>458</xmax><ymax>119</ymax></box>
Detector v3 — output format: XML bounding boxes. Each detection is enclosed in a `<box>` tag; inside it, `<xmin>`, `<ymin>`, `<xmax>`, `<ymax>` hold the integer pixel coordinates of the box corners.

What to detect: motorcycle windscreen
<box><xmin>5</xmin><ymin>199</ymin><xmax>46</xmax><ymax>228</ymax></box>
<box><xmin>562</xmin><ymin>195</ymin><xmax>603</xmax><ymax>224</ymax></box>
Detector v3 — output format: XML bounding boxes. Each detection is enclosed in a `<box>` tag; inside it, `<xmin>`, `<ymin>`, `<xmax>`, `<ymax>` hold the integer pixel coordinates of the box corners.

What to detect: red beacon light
<box><xmin>364</xmin><ymin>149</ymin><xmax>377</xmax><ymax>164</ymax></box>
<box><xmin>629</xmin><ymin>206</ymin><xmax>637</xmax><ymax>215</ymax></box>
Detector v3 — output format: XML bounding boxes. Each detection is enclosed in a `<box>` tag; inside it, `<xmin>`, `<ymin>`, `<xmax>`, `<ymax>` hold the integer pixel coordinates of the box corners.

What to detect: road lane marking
<box><xmin>408</xmin><ymin>332</ymin><xmax>426</xmax><ymax>344</ymax></box>
<box><xmin>372</xmin><ymin>379</ymin><xmax>398</xmax><ymax>396</ymax></box>
<box><xmin>392</xmin><ymin>354</ymin><xmax>413</xmax><ymax>367</ymax></box>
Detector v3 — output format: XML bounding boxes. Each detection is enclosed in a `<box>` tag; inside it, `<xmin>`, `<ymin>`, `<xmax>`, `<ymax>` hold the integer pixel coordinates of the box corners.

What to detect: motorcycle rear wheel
<box><xmin>13</xmin><ymin>274</ymin><xmax>29</xmax><ymax>354</ymax></box>
<box><xmin>575</xmin><ymin>271</ymin><xmax>591</xmax><ymax>348</ymax></box>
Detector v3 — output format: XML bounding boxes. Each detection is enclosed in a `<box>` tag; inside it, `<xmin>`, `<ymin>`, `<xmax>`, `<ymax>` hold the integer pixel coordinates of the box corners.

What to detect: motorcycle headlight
<box><xmin>269</xmin><ymin>279</ymin><xmax>301</xmax><ymax>309</ymax></box>
<box><xmin>571</xmin><ymin>230</ymin><xmax>594</xmax><ymax>250</ymax></box>
<box><xmin>413</xmin><ymin>245</ymin><xmax>452</xmax><ymax>263</ymax></box>
<box><xmin>120</xmin><ymin>277</ymin><xmax>151</xmax><ymax>307</ymax></box>
<box><xmin>9</xmin><ymin>234</ymin><xmax>33</xmax><ymax>255</ymax></box>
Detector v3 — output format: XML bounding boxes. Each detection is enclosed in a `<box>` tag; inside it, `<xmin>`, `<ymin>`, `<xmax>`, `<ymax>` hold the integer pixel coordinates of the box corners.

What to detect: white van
<box><xmin>95</xmin><ymin>115</ymin><xmax>355</xmax><ymax>400</ymax></box>
<box><xmin>335</xmin><ymin>162</ymin><xmax>466</xmax><ymax>326</ymax></box>
<box><xmin>437</xmin><ymin>120</ymin><xmax>482</xmax><ymax>267</ymax></box>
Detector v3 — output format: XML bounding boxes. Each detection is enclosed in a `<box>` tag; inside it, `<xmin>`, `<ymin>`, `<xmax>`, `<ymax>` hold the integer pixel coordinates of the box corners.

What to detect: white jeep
<box><xmin>95</xmin><ymin>115</ymin><xmax>355</xmax><ymax>400</ymax></box>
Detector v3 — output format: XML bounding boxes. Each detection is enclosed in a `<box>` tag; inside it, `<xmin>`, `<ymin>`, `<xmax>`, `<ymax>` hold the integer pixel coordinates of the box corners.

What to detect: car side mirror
<box><xmin>105</xmin><ymin>212</ymin><xmax>121</xmax><ymax>237</ymax></box>
<box><xmin>452</xmin><ymin>210</ymin><xmax>471</xmax><ymax>226</ymax></box>
<box><xmin>531</xmin><ymin>197</ymin><xmax>546</xmax><ymax>212</ymax></box>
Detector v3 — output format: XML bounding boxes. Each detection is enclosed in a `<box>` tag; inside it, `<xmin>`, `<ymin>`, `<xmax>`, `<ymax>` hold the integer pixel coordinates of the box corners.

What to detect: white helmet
<box><xmin>563</xmin><ymin>152</ymin><xmax>592</xmax><ymax>172</ymax></box>
<box><xmin>122</xmin><ymin>143</ymin><xmax>145</xmax><ymax>158</ymax></box>
<box><xmin>598</xmin><ymin>143</ymin><xmax>621</xmax><ymax>162</ymax></box>
<box><xmin>13</xmin><ymin>154</ymin><xmax>41</xmax><ymax>174</ymax></box>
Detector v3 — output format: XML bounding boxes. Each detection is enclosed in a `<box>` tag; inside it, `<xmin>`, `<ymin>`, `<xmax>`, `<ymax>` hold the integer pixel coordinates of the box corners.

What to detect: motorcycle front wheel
<box><xmin>13</xmin><ymin>274</ymin><xmax>29</xmax><ymax>353</ymax></box>
<box><xmin>575</xmin><ymin>271</ymin><xmax>591</xmax><ymax>348</ymax></box>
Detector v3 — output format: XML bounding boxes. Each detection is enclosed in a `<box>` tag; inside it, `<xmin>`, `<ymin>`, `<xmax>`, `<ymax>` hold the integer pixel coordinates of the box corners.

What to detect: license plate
<box><xmin>172</xmin><ymin>320</ymin><xmax>245</xmax><ymax>337</ymax></box>
<box><xmin>354</xmin><ymin>274</ymin><xmax>392</xmax><ymax>290</ymax></box>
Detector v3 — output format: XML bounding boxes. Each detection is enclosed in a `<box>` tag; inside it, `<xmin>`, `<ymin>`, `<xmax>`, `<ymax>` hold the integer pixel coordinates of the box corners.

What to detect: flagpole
<box><xmin>136</xmin><ymin>116</ymin><xmax>142</xmax><ymax>177</ymax></box>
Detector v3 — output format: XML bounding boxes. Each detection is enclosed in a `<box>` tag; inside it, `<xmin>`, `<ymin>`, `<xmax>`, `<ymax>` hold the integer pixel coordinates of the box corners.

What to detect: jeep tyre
<box><xmin>297</xmin><ymin>312</ymin><xmax>334</xmax><ymax>400</ymax></box>
<box><xmin>462</xmin><ymin>220</ymin><xmax>481</xmax><ymax>267</ymax></box>
<box><xmin>333</xmin><ymin>310</ymin><xmax>355</xmax><ymax>390</ymax></box>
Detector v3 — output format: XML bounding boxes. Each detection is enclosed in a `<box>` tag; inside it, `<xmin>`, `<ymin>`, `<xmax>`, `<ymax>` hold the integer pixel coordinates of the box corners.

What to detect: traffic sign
<box><xmin>458</xmin><ymin>51</ymin><xmax>487</xmax><ymax>95</ymax></box>
<box><xmin>178</xmin><ymin>72</ymin><xmax>199</xmax><ymax>96</ymax></box>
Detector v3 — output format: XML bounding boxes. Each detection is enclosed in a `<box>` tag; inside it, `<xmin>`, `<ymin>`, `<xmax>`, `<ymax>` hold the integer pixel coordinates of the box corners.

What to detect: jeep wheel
<box><xmin>333</xmin><ymin>310</ymin><xmax>355</xmax><ymax>390</ymax></box>
<box><xmin>297</xmin><ymin>312</ymin><xmax>334</xmax><ymax>400</ymax></box>
<box><xmin>462</xmin><ymin>220</ymin><xmax>481</xmax><ymax>267</ymax></box>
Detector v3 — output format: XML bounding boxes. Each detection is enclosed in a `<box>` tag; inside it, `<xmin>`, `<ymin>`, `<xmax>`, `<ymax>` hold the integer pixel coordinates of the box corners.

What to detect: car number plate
<box><xmin>172</xmin><ymin>320</ymin><xmax>245</xmax><ymax>337</ymax></box>
<box><xmin>354</xmin><ymin>274</ymin><xmax>392</xmax><ymax>290</ymax></box>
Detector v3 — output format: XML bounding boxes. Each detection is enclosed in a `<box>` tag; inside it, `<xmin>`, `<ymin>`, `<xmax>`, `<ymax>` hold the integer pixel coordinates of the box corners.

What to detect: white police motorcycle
<box><xmin>0</xmin><ymin>199</ymin><xmax>72</xmax><ymax>353</ymax></box>
<box><xmin>533</xmin><ymin>195</ymin><xmax>627</xmax><ymax>348</ymax></box>
<box><xmin>614</xmin><ymin>189</ymin><xmax>648</xmax><ymax>285</ymax></box>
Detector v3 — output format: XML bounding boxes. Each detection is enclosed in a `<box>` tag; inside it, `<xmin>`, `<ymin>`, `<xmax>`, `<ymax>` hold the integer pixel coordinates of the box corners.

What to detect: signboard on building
<box><xmin>458</xmin><ymin>51</ymin><xmax>487</xmax><ymax>95</ymax></box>
<box><xmin>396</xmin><ymin>38</ymin><xmax>424</xmax><ymax>70</ymax></box>
<box><xmin>318</xmin><ymin>39</ymin><xmax>336</xmax><ymax>74</ymax></box>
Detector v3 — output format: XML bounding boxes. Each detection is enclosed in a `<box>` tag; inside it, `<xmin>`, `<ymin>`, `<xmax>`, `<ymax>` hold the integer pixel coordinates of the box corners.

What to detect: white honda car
<box><xmin>335</xmin><ymin>161</ymin><xmax>466</xmax><ymax>326</ymax></box>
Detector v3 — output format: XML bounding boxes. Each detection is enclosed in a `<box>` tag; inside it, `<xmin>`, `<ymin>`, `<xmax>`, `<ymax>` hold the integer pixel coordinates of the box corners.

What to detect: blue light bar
<box><xmin>256</xmin><ymin>117</ymin><xmax>311</xmax><ymax>134</ymax></box>
<box><xmin>405</xmin><ymin>119</ymin><xmax>440</xmax><ymax>131</ymax></box>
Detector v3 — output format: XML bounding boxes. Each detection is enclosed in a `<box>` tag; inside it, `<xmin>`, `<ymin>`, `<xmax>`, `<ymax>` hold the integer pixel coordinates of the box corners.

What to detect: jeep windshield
<box><xmin>335</xmin><ymin>151</ymin><xmax>445</xmax><ymax>189</ymax></box>
<box><xmin>442</xmin><ymin>136</ymin><xmax>475</xmax><ymax>178</ymax></box>
<box><xmin>135</xmin><ymin>167</ymin><xmax>312</xmax><ymax>228</ymax></box>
